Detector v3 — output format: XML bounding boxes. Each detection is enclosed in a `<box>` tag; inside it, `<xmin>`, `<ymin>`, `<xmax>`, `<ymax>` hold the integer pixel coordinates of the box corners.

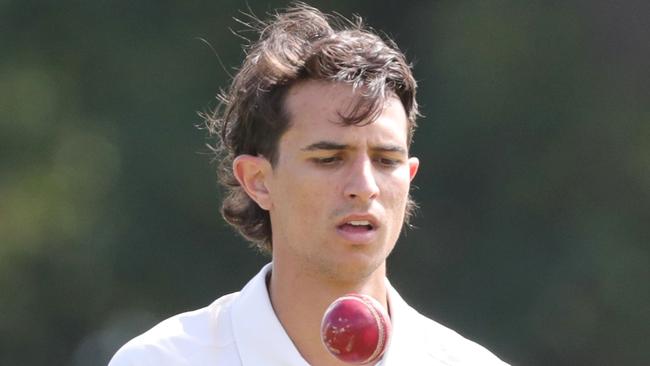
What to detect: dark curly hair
<box><xmin>205</xmin><ymin>3</ymin><xmax>419</xmax><ymax>253</ymax></box>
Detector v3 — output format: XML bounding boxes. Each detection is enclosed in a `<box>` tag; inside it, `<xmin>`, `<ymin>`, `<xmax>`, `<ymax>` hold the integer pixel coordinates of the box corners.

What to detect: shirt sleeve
<box><xmin>107</xmin><ymin>341</ymin><xmax>153</xmax><ymax>366</ymax></box>
<box><xmin>108</xmin><ymin>348</ymin><xmax>135</xmax><ymax>366</ymax></box>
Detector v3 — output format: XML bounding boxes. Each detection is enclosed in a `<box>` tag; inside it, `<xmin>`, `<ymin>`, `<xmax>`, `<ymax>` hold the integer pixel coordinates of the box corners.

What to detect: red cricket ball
<box><xmin>320</xmin><ymin>293</ymin><xmax>391</xmax><ymax>365</ymax></box>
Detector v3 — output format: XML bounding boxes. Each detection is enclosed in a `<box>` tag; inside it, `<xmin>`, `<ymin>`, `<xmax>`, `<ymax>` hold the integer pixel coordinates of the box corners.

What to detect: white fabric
<box><xmin>109</xmin><ymin>263</ymin><xmax>509</xmax><ymax>365</ymax></box>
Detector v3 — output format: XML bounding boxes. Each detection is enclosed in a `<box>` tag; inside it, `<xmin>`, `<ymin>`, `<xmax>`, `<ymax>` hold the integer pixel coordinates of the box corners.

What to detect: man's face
<box><xmin>266</xmin><ymin>80</ymin><xmax>419</xmax><ymax>282</ymax></box>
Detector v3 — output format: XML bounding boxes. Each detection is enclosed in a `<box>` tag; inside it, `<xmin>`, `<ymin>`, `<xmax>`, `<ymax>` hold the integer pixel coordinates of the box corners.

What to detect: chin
<box><xmin>323</xmin><ymin>254</ymin><xmax>386</xmax><ymax>284</ymax></box>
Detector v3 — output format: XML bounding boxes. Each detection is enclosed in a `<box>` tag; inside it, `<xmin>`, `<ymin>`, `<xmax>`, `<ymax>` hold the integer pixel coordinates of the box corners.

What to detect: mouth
<box><xmin>338</xmin><ymin>220</ymin><xmax>375</xmax><ymax>232</ymax></box>
<box><xmin>336</xmin><ymin>215</ymin><xmax>380</xmax><ymax>244</ymax></box>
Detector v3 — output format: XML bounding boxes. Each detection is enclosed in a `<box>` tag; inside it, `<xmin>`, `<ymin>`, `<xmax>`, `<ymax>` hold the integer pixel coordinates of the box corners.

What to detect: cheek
<box><xmin>380</xmin><ymin>175</ymin><xmax>412</xmax><ymax>233</ymax></box>
<box><xmin>278</xmin><ymin>174</ymin><xmax>333</xmax><ymax>218</ymax></box>
<box><xmin>382</xmin><ymin>170</ymin><xmax>412</xmax><ymax>207</ymax></box>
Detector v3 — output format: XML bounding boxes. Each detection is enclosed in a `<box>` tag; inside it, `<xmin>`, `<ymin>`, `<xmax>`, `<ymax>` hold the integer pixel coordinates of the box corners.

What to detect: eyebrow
<box><xmin>301</xmin><ymin>141</ymin><xmax>407</xmax><ymax>154</ymax></box>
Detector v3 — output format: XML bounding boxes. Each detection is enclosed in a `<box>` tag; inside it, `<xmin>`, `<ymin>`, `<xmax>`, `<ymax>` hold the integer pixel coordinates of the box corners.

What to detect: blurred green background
<box><xmin>1</xmin><ymin>1</ymin><xmax>648</xmax><ymax>365</ymax></box>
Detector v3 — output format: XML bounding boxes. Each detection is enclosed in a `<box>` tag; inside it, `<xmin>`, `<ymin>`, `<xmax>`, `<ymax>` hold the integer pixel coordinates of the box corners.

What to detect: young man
<box><xmin>110</xmin><ymin>4</ymin><xmax>509</xmax><ymax>365</ymax></box>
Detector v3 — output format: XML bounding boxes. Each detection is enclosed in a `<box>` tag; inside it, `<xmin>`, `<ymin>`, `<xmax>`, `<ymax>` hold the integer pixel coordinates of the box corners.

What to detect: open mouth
<box><xmin>339</xmin><ymin>220</ymin><xmax>374</xmax><ymax>231</ymax></box>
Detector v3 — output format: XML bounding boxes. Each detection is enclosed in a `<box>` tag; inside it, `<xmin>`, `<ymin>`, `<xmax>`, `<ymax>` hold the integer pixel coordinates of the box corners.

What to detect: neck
<box><xmin>268</xmin><ymin>256</ymin><xmax>388</xmax><ymax>366</ymax></box>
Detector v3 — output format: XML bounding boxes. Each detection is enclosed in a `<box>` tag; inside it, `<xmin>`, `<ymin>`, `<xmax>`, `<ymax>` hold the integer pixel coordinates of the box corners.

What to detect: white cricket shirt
<box><xmin>109</xmin><ymin>263</ymin><xmax>509</xmax><ymax>365</ymax></box>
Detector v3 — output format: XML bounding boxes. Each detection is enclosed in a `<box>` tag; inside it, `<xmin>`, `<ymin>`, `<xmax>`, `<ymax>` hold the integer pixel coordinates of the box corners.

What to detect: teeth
<box><xmin>348</xmin><ymin>220</ymin><xmax>371</xmax><ymax>226</ymax></box>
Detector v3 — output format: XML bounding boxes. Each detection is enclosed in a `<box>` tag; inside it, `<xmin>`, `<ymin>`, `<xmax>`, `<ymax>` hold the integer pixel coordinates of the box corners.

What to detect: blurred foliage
<box><xmin>1</xmin><ymin>1</ymin><xmax>648</xmax><ymax>365</ymax></box>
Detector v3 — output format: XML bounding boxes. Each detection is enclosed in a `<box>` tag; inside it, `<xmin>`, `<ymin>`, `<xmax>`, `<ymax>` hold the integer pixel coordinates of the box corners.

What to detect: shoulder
<box><xmin>108</xmin><ymin>292</ymin><xmax>240</xmax><ymax>366</ymax></box>
<box><xmin>386</xmin><ymin>281</ymin><xmax>510</xmax><ymax>365</ymax></box>
<box><xmin>408</xmin><ymin>310</ymin><xmax>509</xmax><ymax>365</ymax></box>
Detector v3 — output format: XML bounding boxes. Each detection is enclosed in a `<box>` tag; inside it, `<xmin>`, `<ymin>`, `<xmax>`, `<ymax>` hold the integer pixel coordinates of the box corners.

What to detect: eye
<box><xmin>374</xmin><ymin>157</ymin><xmax>401</xmax><ymax>167</ymax></box>
<box><xmin>312</xmin><ymin>156</ymin><xmax>342</xmax><ymax>166</ymax></box>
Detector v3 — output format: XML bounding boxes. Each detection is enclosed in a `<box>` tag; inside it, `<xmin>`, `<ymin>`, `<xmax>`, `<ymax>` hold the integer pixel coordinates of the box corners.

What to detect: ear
<box><xmin>408</xmin><ymin>156</ymin><xmax>419</xmax><ymax>182</ymax></box>
<box><xmin>232</xmin><ymin>154</ymin><xmax>273</xmax><ymax>210</ymax></box>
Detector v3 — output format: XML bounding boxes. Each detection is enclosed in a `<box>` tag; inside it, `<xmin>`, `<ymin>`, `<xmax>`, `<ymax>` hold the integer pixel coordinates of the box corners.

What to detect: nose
<box><xmin>343</xmin><ymin>156</ymin><xmax>380</xmax><ymax>202</ymax></box>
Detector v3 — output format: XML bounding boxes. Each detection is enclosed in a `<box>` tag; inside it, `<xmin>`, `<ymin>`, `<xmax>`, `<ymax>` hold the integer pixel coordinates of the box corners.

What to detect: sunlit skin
<box><xmin>233</xmin><ymin>80</ymin><xmax>418</xmax><ymax>366</ymax></box>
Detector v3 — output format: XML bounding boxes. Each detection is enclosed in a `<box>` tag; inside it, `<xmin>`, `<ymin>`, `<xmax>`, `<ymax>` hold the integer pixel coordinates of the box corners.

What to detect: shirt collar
<box><xmin>382</xmin><ymin>279</ymin><xmax>429</xmax><ymax>364</ymax></box>
<box><xmin>231</xmin><ymin>263</ymin><xmax>310</xmax><ymax>366</ymax></box>
<box><xmin>230</xmin><ymin>262</ymin><xmax>420</xmax><ymax>366</ymax></box>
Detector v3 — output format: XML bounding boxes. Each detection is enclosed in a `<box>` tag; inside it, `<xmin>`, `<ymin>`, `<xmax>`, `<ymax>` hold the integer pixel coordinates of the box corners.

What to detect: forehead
<box><xmin>282</xmin><ymin>80</ymin><xmax>409</xmax><ymax>146</ymax></box>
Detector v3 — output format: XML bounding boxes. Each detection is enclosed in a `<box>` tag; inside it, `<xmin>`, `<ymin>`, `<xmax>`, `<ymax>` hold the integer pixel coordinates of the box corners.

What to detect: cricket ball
<box><xmin>320</xmin><ymin>293</ymin><xmax>391</xmax><ymax>364</ymax></box>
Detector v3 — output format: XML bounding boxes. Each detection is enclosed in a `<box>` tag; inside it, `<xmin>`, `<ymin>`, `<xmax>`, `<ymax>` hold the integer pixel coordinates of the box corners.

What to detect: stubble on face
<box><xmin>266</xmin><ymin>80</ymin><xmax>417</xmax><ymax>285</ymax></box>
